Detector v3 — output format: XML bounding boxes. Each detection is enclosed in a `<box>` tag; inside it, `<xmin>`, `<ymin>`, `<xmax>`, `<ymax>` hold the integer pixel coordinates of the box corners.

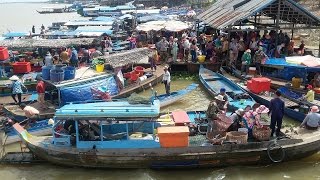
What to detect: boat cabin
<box><xmin>52</xmin><ymin>100</ymin><xmax>161</xmax><ymax>149</ymax></box>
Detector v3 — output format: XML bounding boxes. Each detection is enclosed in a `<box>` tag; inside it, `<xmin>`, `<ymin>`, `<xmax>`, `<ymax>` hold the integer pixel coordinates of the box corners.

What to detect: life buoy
<box><xmin>267</xmin><ymin>141</ymin><xmax>285</xmax><ymax>163</ymax></box>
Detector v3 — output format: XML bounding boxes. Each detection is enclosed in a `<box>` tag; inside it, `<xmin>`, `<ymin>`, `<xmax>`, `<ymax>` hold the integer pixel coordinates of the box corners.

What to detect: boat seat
<box><xmin>172</xmin><ymin>111</ymin><xmax>191</xmax><ymax>126</ymax></box>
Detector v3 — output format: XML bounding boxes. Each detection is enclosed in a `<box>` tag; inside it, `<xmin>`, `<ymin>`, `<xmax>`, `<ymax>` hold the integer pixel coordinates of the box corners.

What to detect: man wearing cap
<box><xmin>268</xmin><ymin>90</ymin><xmax>285</xmax><ymax>137</ymax></box>
<box><xmin>300</xmin><ymin>106</ymin><xmax>320</xmax><ymax>130</ymax></box>
<box><xmin>206</xmin><ymin>95</ymin><xmax>225</xmax><ymax>120</ymax></box>
<box><xmin>253</xmin><ymin>46</ymin><xmax>268</xmax><ymax>75</ymax></box>
<box><xmin>162</xmin><ymin>66</ymin><xmax>171</xmax><ymax>95</ymax></box>
<box><xmin>219</xmin><ymin>88</ymin><xmax>229</xmax><ymax>110</ymax></box>
<box><xmin>303</xmin><ymin>84</ymin><xmax>315</xmax><ymax>102</ymax></box>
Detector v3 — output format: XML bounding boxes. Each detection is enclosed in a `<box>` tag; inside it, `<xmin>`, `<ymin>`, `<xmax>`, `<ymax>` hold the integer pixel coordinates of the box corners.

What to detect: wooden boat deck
<box><xmin>3</xmin><ymin>101</ymin><xmax>56</xmax><ymax>119</ymax></box>
<box><xmin>113</xmin><ymin>65</ymin><xmax>164</xmax><ymax>98</ymax></box>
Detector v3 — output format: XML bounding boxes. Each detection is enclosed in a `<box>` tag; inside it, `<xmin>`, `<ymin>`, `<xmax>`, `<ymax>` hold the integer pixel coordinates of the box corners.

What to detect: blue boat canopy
<box><xmin>3</xmin><ymin>32</ymin><xmax>30</xmax><ymax>38</ymax></box>
<box><xmin>54</xmin><ymin>100</ymin><xmax>160</xmax><ymax>119</ymax></box>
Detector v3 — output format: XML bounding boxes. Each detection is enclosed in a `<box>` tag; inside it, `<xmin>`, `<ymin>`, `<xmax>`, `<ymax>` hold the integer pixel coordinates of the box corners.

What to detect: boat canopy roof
<box><xmin>65</xmin><ymin>21</ymin><xmax>114</xmax><ymax>26</ymax></box>
<box><xmin>3</xmin><ymin>32</ymin><xmax>29</xmax><ymax>38</ymax></box>
<box><xmin>54</xmin><ymin>100</ymin><xmax>160</xmax><ymax>120</ymax></box>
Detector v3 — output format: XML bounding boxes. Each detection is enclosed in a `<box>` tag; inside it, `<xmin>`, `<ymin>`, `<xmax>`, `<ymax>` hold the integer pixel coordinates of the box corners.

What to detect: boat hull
<box><xmin>22</xmin><ymin>133</ymin><xmax>320</xmax><ymax>169</ymax></box>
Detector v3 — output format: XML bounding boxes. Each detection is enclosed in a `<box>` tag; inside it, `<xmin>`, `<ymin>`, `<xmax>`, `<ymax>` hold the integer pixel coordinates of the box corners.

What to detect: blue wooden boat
<box><xmin>2</xmin><ymin>119</ymin><xmax>52</xmax><ymax>145</ymax></box>
<box><xmin>156</xmin><ymin>83</ymin><xmax>199</xmax><ymax>108</ymax></box>
<box><xmin>13</xmin><ymin>99</ymin><xmax>320</xmax><ymax>168</ymax></box>
<box><xmin>199</xmin><ymin>65</ymin><xmax>255</xmax><ymax>111</ymax></box>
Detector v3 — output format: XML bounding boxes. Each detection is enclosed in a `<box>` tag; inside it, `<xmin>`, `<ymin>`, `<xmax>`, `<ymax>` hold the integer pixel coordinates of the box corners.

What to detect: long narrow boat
<box><xmin>199</xmin><ymin>65</ymin><xmax>255</xmax><ymax>111</ymax></box>
<box><xmin>1</xmin><ymin>119</ymin><xmax>52</xmax><ymax>145</ymax></box>
<box><xmin>13</xmin><ymin>100</ymin><xmax>320</xmax><ymax>168</ymax></box>
<box><xmin>221</xmin><ymin>68</ymin><xmax>307</xmax><ymax>122</ymax></box>
<box><xmin>157</xmin><ymin>83</ymin><xmax>198</xmax><ymax>107</ymax></box>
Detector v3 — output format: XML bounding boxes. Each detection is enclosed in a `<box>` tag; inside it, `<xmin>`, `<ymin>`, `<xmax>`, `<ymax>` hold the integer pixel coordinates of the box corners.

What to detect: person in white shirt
<box><xmin>44</xmin><ymin>52</ymin><xmax>53</xmax><ymax>66</ymax></box>
<box><xmin>162</xmin><ymin>66</ymin><xmax>171</xmax><ymax>95</ymax></box>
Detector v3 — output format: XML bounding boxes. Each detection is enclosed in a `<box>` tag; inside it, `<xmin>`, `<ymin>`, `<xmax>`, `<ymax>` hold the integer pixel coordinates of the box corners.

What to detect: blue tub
<box><xmin>50</xmin><ymin>69</ymin><xmax>64</xmax><ymax>82</ymax></box>
<box><xmin>42</xmin><ymin>66</ymin><xmax>53</xmax><ymax>80</ymax></box>
<box><xmin>64</xmin><ymin>66</ymin><xmax>75</xmax><ymax>80</ymax></box>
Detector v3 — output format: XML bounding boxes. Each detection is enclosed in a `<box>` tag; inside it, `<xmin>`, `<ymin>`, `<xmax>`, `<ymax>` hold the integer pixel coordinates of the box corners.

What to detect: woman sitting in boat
<box><xmin>243</xmin><ymin>105</ymin><xmax>269</xmax><ymax>136</ymax></box>
<box><xmin>302</xmin><ymin>85</ymin><xmax>315</xmax><ymax>102</ymax></box>
<box><xmin>227</xmin><ymin>108</ymin><xmax>246</xmax><ymax>131</ymax></box>
<box><xmin>300</xmin><ymin>106</ymin><xmax>320</xmax><ymax>130</ymax></box>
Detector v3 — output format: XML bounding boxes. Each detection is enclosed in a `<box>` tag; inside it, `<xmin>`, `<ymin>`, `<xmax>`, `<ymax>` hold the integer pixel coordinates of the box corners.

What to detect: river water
<box><xmin>0</xmin><ymin>2</ymin><xmax>319</xmax><ymax>180</ymax></box>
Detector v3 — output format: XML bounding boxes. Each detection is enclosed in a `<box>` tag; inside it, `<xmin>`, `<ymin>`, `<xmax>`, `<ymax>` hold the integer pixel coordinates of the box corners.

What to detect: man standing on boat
<box><xmin>162</xmin><ymin>66</ymin><xmax>171</xmax><ymax>95</ymax></box>
<box><xmin>36</xmin><ymin>76</ymin><xmax>48</xmax><ymax>110</ymax></box>
<box><xmin>268</xmin><ymin>90</ymin><xmax>285</xmax><ymax>137</ymax></box>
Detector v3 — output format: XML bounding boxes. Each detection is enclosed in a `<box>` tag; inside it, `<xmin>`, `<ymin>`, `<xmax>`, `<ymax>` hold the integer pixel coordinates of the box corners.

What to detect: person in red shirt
<box><xmin>36</xmin><ymin>77</ymin><xmax>48</xmax><ymax>109</ymax></box>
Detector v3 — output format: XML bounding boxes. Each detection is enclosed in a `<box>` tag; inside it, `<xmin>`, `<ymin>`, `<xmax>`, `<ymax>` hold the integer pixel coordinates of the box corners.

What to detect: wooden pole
<box><xmin>291</xmin><ymin>24</ymin><xmax>294</xmax><ymax>40</ymax></box>
<box><xmin>275</xmin><ymin>0</ymin><xmax>281</xmax><ymax>47</ymax></box>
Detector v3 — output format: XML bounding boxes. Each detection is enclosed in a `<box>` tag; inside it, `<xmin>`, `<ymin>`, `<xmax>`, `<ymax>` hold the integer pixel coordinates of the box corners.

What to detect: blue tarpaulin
<box><xmin>60</xmin><ymin>76</ymin><xmax>119</xmax><ymax>104</ymax></box>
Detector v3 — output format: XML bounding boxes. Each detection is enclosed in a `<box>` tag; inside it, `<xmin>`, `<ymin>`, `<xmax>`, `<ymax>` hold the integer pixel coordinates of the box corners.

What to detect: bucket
<box><xmin>50</xmin><ymin>69</ymin><xmax>64</xmax><ymax>82</ymax></box>
<box><xmin>292</xmin><ymin>77</ymin><xmax>302</xmax><ymax>88</ymax></box>
<box><xmin>198</xmin><ymin>55</ymin><xmax>205</xmax><ymax>63</ymax></box>
<box><xmin>96</xmin><ymin>64</ymin><xmax>104</xmax><ymax>72</ymax></box>
<box><xmin>138</xmin><ymin>75</ymin><xmax>147</xmax><ymax>82</ymax></box>
<box><xmin>248</xmin><ymin>67</ymin><xmax>256</xmax><ymax>75</ymax></box>
<box><xmin>0</xmin><ymin>47</ymin><xmax>9</xmax><ymax>61</ymax></box>
<box><xmin>64</xmin><ymin>66</ymin><xmax>75</xmax><ymax>80</ymax></box>
<box><xmin>42</xmin><ymin>66</ymin><xmax>53</xmax><ymax>80</ymax></box>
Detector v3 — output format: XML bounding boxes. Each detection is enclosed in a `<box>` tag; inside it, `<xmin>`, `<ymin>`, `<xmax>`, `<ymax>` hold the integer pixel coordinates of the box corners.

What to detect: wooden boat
<box><xmin>36</xmin><ymin>7</ymin><xmax>75</xmax><ymax>14</ymax></box>
<box><xmin>1</xmin><ymin>65</ymin><xmax>163</xmax><ymax>121</ymax></box>
<box><xmin>199</xmin><ymin>65</ymin><xmax>255</xmax><ymax>111</ymax></box>
<box><xmin>277</xmin><ymin>86</ymin><xmax>320</xmax><ymax>108</ymax></box>
<box><xmin>221</xmin><ymin>68</ymin><xmax>307</xmax><ymax>122</ymax></box>
<box><xmin>13</xmin><ymin>100</ymin><xmax>320</xmax><ymax>168</ymax></box>
<box><xmin>1</xmin><ymin>119</ymin><xmax>52</xmax><ymax>145</ymax></box>
<box><xmin>157</xmin><ymin>83</ymin><xmax>199</xmax><ymax>108</ymax></box>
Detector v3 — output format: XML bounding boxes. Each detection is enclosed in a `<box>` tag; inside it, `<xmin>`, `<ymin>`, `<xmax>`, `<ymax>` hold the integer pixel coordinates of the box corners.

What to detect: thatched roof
<box><xmin>0</xmin><ymin>38</ymin><xmax>98</xmax><ymax>48</ymax></box>
<box><xmin>99</xmin><ymin>48</ymin><xmax>153</xmax><ymax>68</ymax></box>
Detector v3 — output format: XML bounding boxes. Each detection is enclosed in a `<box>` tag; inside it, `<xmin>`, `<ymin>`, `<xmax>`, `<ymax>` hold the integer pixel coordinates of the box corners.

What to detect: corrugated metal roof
<box><xmin>197</xmin><ymin>0</ymin><xmax>320</xmax><ymax>29</ymax></box>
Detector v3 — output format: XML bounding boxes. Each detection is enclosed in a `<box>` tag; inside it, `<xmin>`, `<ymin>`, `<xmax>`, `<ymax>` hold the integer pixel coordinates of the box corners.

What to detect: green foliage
<box><xmin>171</xmin><ymin>72</ymin><xmax>199</xmax><ymax>81</ymax></box>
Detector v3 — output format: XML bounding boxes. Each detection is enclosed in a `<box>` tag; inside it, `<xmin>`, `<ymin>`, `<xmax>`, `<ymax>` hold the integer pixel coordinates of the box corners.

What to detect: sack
<box><xmin>212</xmin><ymin>114</ymin><xmax>232</xmax><ymax>131</ymax></box>
<box><xmin>252</xmin><ymin>125</ymin><xmax>271</xmax><ymax>141</ymax></box>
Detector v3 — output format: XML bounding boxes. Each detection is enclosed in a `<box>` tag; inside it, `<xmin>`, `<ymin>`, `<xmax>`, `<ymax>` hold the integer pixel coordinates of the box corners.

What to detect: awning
<box><xmin>197</xmin><ymin>0</ymin><xmax>320</xmax><ymax>29</ymax></box>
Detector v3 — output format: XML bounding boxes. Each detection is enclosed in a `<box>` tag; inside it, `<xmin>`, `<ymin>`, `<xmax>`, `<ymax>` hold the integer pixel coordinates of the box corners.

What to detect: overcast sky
<box><xmin>1</xmin><ymin>0</ymin><xmax>47</xmax><ymax>2</ymax></box>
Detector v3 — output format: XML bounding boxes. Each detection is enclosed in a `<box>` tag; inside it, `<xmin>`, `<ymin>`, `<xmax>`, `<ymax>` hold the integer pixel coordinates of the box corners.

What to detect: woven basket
<box><xmin>226</xmin><ymin>131</ymin><xmax>248</xmax><ymax>144</ymax></box>
<box><xmin>252</xmin><ymin>126</ymin><xmax>272</xmax><ymax>141</ymax></box>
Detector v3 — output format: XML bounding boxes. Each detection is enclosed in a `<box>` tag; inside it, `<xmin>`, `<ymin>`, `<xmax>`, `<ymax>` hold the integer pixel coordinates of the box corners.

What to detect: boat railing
<box><xmin>53</xmin><ymin>131</ymin><xmax>71</xmax><ymax>146</ymax></box>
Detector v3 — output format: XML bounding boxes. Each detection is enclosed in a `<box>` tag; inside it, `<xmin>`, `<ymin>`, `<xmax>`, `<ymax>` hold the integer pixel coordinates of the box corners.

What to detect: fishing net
<box><xmin>127</xmin><ymin>93</ymin><xmax>150</xmax><ymax>104</ymax></box>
